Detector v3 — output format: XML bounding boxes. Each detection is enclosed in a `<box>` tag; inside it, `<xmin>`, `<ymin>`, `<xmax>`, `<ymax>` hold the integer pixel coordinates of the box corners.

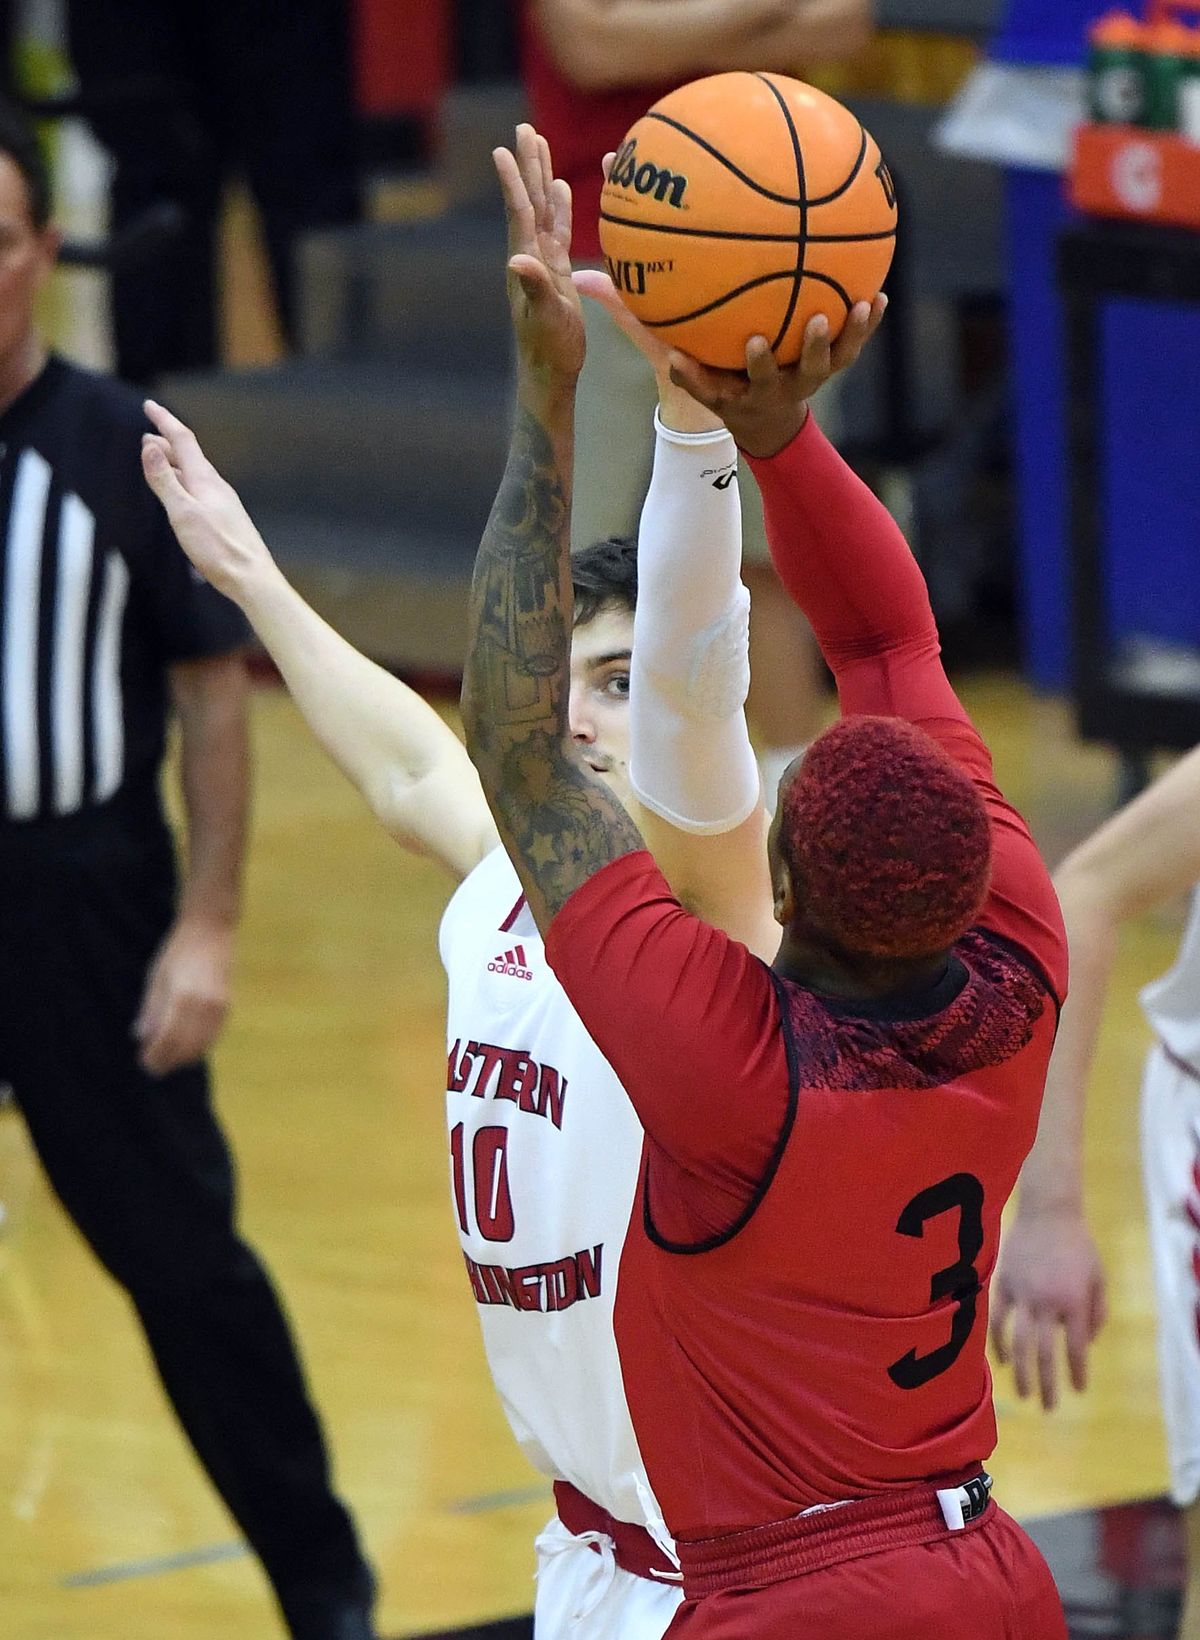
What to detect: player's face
<box><xmin>0</xmin><ymin>156</ymin><xmax>57</xmax><ymax>369</ymax></box>
<box><xmin>569</xmin><ymin>604</ymin><xmax>633</xmax><ymax>803</ymax></box>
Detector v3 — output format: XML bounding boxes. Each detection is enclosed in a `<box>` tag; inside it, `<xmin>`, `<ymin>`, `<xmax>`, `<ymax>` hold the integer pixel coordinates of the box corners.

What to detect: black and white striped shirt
<box><xmin>0</xmin><ymin>356</ymin><xmax>246</xmax><ymax>824</ymax></box>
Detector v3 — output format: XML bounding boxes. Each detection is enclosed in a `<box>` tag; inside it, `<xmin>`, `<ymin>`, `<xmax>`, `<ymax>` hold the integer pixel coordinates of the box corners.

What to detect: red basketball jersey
<box><xmin>545</xmin><ymin>412</ymin><xmax>1068</xmax><ymax>1541</ymax></box>
<box><xmin>550</xmin><ymin>849</ymin><xmax>1059</xmax><ymax>1536</ymax></box>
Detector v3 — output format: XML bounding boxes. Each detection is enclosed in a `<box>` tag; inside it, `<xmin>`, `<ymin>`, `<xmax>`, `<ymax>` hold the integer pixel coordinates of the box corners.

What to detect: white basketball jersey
<box><xmin>439</xmin><ymin>847</ymin><xmax>668</xmax><ymax>1546</ymax></box>
<box><xmin>1142</xmin><ymin>891</ymin><xmax>1200</xmax><ymax>1068</ymax></box>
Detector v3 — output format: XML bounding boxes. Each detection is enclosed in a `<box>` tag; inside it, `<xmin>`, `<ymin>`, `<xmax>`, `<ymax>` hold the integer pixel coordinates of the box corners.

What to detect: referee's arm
<box><xmin>135</xmin><ymin>653</ymin><xmax>249</xmax><ymax>1077</ymax></box>
<box><xmin>172</xmin><ymin>652</ymin><xmax>250</xmax><ymax>932</ymax></box>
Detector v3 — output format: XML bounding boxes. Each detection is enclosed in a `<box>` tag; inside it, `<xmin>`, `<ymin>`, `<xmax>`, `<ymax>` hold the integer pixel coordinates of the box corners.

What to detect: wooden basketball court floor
<box><xmin>0</xmin><ymin>673</ymin><xmax>1186</xmax><ymax>1638</ymax></box>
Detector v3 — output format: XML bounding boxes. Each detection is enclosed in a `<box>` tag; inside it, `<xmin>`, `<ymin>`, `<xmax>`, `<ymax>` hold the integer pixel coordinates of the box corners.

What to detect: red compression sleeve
<box><xmin>745</xmin><ymin>411</ymin><xmax>955</xmax><ymax>721</ymax></box>
<box><xmin>746</xmin><ymin>415</ymin><xmax>1067</xmax><ymax>1001</ymax></box>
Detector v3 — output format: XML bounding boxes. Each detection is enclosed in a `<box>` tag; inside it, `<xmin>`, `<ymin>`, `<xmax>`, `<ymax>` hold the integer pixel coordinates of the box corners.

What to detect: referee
<box><xmin>0</xmin><ymin>103</ymin><xmax>379</xmax><ymax>1640</ymax></box>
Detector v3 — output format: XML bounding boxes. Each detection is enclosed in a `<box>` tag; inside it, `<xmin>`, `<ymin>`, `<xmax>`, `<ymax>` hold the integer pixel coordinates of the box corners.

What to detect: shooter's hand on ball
<box><xmin>669</xmin><ymin>295</ymin><xmax>887</xmax><ymax>458</ymax></box>
<box><xmin>141</xmin><ymin>400</ymin><xmax>279</xmax><ymax>606</ymax></box>
<box><xmin>494</xmin><ymin>124</ymin><xmax>585</xmax><ymax>401</ymax></box>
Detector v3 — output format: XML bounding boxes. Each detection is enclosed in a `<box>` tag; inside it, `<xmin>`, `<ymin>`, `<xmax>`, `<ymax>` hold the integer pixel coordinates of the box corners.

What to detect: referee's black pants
<box><xmin>0</xmin><ymin>796</ymin><xmax>373</xmax><ymax>1638</ymax></box>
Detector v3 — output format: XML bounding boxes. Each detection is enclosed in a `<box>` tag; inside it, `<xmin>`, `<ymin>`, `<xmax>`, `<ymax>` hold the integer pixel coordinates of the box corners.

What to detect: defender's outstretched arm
<box><xmin>142</xmin><ymin>405</ymin><xmax>496</xmax><ymax>880</ymax></box>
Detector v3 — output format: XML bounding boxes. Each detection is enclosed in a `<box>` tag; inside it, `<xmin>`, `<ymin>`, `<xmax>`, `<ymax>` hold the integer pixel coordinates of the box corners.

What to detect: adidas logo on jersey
<box><xmin>488</xmin><ymin>944</ymin><xmax>533</xmax><ymax>981</ymax></box>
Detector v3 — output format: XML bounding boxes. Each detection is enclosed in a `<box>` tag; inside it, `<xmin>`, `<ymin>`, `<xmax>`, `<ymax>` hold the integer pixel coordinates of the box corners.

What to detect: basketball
<box><xmin>598</xmin><ymin>73</ymin><xmax>898</xmax><ymax>369</ymax></box>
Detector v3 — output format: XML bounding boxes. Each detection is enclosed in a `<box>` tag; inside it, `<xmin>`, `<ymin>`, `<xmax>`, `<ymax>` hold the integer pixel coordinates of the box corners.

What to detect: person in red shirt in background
<box><xmin>462</xmin><ymin>126</ymin><xmax>1068</xmax><ymax>1639</ymax></box>
<box><xmin>518</xmin><ymin>0</ymin><xmax>873</xmax><ymax>801</ymax></box>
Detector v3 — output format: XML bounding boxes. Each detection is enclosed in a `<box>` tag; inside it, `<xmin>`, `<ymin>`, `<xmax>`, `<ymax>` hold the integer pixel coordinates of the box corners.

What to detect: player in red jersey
<box><xmin>460</xmin><ymin>126</ymin><xmax>1069</xmax><ymax>1637</ymax></box>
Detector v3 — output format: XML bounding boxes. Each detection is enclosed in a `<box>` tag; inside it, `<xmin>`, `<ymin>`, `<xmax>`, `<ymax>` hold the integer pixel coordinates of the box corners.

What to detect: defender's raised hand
<box><xmin>141</xmin><ymin>400</ymin><xmax>280</xmax><ymax>606</ymax></box>
<box><xmin>494</xmin><ymin>125</ymin><xmax>585</xmax><ymax>394</ymax></box>
<box><xmin>669</xmin><ymin>296</ymin><xmax>888</xmax><ymax>458</ymax></box>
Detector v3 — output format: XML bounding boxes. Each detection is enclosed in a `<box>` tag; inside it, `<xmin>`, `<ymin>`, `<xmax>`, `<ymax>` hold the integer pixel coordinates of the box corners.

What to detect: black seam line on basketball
<box><xmin>639</xmin><ymin>269</ymin><xmax>798</xmax><ymax>328</ymax></box>
<box><xmin>755</xmin><ymin>74</ymin><xmax>807</xmax><ymax>353</ymax></box>
<box><xmin>806</xmin><ymin>122</ymin><xmax>869</xmax><ymax>207</ymax></box>
<box><xmin>643</xmin><ymin>110</ymin><xmax>804</xmax><ymax>206</ymax></box>
<box><xmin>802</xmin><ymin>229</ymin><xmax>896</xmax><ymax>243</ymax></box>
<box><xmin>800</xmin><ymin>268</ymin><xmax>854</xmax><ymax>310</ymax></box>
<box><xmin>598</xmin><ymin>211</ymin><xmax>896</xmax><ymax>245</ymax></box>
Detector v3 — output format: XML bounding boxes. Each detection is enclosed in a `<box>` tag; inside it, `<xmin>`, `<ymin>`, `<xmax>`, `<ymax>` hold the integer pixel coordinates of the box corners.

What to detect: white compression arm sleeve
<box><xmin>629</xmin><ymin>411</ymin><xmax>762</xmax><ymax>835</ymax></box>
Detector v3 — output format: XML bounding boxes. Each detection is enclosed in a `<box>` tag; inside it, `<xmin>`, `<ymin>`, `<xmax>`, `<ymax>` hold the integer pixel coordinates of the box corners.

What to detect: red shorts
<box><xmin>666</xmin><ymin>1500</ymin><xmax>1066</xmax><ymax>1639</ymax></box>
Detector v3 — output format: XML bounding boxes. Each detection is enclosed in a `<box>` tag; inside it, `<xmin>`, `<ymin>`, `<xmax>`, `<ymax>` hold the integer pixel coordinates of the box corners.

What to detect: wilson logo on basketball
<box><xmin>488</xmin><ymin>945</ymin><xmax>533</xmax><ymax>981</ymax></box>
<box><xmin>608</xmin><ymin>138</ymin><xmax>689</xmax><ymax>208</ymax></box>
<box><xmin>605</xmin><ymin>256</ymin><xmax>674</xmax><ymax>295</ymax></box>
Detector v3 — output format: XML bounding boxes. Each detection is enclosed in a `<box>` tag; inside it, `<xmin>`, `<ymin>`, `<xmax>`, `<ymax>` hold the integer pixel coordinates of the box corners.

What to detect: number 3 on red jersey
<box><xmin>888</xmin><ymin>1173</ymin><xmax>985</xmax><ymax>1391</ymax></box>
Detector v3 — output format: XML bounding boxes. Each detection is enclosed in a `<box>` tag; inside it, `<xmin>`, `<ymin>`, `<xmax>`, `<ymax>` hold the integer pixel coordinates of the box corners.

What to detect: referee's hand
<box><xmin>135</xmin><ymin>916</ymin><xmax>233</xmax><ymax>1078</ymax></box>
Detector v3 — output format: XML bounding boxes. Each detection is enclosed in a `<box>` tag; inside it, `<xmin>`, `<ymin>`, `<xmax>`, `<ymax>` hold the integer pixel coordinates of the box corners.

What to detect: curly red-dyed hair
<box><xmin>779</xmin><ymin>716</ymin><xmax>992</xmax><ymax>959</ymax></box>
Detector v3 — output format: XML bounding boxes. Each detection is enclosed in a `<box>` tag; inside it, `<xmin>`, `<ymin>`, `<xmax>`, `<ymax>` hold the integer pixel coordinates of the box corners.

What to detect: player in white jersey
<box><xmin>992</xmin><ymin>743</ymin><xmax>1200</xmax><ymax>1640</ymax></box>
<box><xmin>140</xmin><ymin>411</ymin><xmax>754</xmax><ymax>1640</ymax></box>
<box><xmin>140</xmin><ymin>219</ymin><xmax>880</xmax><ymax>1636</ymax></box>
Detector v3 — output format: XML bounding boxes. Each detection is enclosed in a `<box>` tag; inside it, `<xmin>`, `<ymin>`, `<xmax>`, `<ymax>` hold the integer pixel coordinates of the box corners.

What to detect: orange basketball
<box><xmin>598</xmin><ymin>73</ymin><xmax>897</xmax><ymax>369</ymax></box>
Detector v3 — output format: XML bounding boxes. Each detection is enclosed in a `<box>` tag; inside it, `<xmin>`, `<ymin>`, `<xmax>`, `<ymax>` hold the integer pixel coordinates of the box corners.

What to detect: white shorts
<box><xmin>533</xmin><ymin>1513</ymin><xmax>683</xmax><ymax>1640</ymax></box>
<box><xmin>1141</xmin><ymin>1043</ymin><xmax>1200</xmax><ymax>1506</ymax></box>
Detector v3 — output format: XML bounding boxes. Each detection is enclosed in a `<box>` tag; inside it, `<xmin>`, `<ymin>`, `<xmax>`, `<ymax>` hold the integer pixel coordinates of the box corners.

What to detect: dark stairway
<box><xmin>163</xmin><ymin>85</ymin><xmax>527</xmax><ymax>674</ymax></box>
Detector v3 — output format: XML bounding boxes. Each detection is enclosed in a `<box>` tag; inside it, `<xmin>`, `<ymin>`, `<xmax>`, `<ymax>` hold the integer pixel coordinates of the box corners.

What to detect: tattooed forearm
<box><xmin>461</xmin><ymin>400</ymin><xmax>642</xmax><ymax>931</ymax></box>
<box><xmin>464</xmin><ymin>405</ymin><xmax>571</xmax><ymax>737</ymax></box>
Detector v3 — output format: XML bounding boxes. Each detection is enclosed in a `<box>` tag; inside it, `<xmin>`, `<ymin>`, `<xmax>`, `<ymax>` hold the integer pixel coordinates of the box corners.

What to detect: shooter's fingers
<box><xmin>744</xmin><ymin>334</ymin><xmax>780</xmax><ymax>385</ymax></box>
<box><xmin>797</xmin><ymin>313</ymin><xmax>832</xmax><ymax>382</ymax></box>
<box><xmin>667</xmin><ymin>350</ymin><xmax>744</xmax><ymax>409</ymax></box>
<box><xmin>829</xmin><ymin>296</ymin><xmax>884</xmax><ymax>374</ymax></box>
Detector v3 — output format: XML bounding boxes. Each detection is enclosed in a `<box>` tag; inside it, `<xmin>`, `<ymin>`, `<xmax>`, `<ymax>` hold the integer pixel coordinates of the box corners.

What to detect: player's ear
<box><xmin>772</xmin><ymin>856</ymin><xmax>795</xmax><ymax>928</ymax></box>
